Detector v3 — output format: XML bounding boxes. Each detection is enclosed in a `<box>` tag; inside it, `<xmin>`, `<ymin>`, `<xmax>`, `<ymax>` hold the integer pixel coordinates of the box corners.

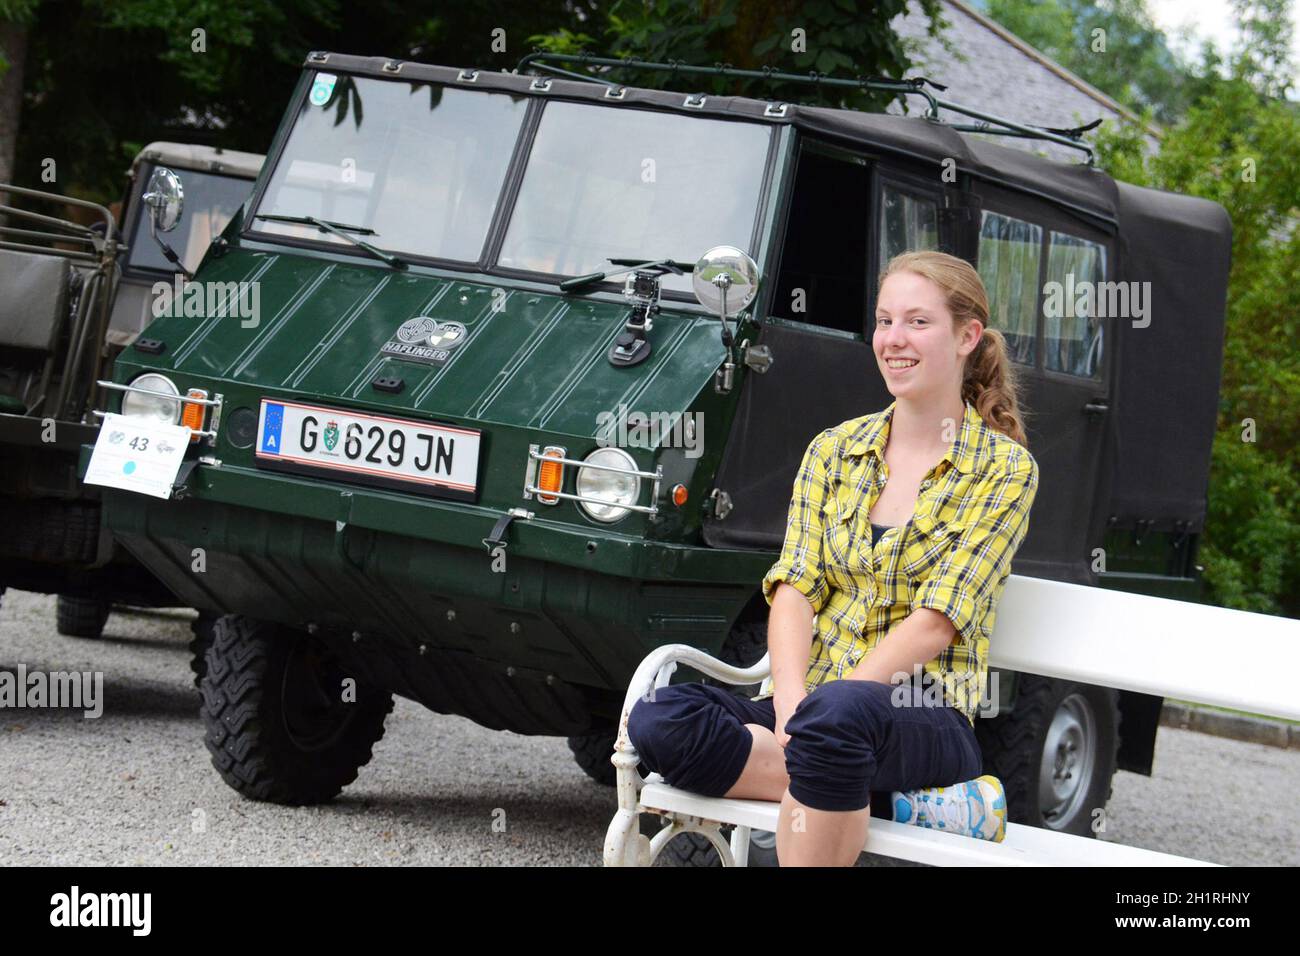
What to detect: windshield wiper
<box><xmin>254</xmin><ymin>214</ymin><xmax>408</xmax><ymax>270</ymax></box>
<box><xmin>559</xmin><ymin>257</ymin><xmax>694</xmax><ymax>292</ymax></box>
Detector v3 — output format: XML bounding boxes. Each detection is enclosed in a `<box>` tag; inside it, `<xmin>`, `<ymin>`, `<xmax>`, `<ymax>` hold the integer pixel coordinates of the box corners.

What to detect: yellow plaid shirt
<box><xmin>758</xmin><ymin>399</ymin><xmax>1039</xmax><ymax>726</ymax></box>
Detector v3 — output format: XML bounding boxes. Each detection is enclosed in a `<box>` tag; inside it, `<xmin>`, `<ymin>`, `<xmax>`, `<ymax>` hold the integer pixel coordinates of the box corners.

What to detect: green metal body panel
<box><xmin>99</xmin><ymin>227</ymin><xmax>774</xmax><ymax>730</ymax></box>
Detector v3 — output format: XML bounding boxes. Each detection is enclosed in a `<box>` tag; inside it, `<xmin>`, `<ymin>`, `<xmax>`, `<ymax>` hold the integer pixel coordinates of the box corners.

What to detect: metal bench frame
<box><xmin>604</xmin><ymin>574</ymin><xmax>1300</xmax><ymax>866</ymax></box>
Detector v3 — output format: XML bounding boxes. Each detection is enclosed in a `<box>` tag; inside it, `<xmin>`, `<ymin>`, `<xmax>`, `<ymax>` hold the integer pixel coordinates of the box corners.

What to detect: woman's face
<box><xmin>873</xmin><ymin>270</ymin><xmax>982</xmax><ymax>401</ymax></box>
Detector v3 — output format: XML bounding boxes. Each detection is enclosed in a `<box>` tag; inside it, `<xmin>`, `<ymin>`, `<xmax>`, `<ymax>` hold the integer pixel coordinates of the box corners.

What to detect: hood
<box><xmin>145</xmin><ymin>248</ymin><xmax>727</xmax><ymax>441</ymax></box>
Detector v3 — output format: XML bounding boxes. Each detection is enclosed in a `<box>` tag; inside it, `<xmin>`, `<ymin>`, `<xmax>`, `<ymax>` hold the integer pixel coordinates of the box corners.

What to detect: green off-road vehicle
<box><xmin>87</xmin><ymin>53</ymin><xmax>1230</xmax><ymax>842</ymax></box>
<box><xmin>0</xmin><ymin>143</ymin><xmax>261</xmax><ymax>640</ymax></box>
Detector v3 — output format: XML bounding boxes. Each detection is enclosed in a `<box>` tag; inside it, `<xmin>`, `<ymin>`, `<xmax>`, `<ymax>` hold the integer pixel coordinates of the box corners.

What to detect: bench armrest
<box><xmin>604</xmin><ymin>643</ymin><xmax>770</xmax><ymax>859</ymax></box>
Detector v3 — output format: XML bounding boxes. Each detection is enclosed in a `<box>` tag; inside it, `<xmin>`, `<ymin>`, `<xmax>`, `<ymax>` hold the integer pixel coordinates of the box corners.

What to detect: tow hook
<box><xmin>170</xmin><ymin>456</ymin><xmax>220</xmax><ymax>499</ymax></box>
<box><xmin>484</xmin><ymin>507</ymin><xmax>535</xmax><ymax>552</ymax></box>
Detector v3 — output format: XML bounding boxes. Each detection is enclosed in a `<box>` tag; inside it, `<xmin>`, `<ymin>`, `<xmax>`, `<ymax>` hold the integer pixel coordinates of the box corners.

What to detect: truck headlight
<box><xmin>121</xmin><ymin>373</ymin><xmax>181</xmax><ymax>424</ymax></box>
<box><xmin>576</xmin><ymin>447</ymin><xmax>640</xmax><ymax>523</ymax></box>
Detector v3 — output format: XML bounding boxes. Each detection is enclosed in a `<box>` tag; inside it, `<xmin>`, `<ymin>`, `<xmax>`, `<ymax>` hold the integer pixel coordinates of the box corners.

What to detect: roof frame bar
<box><xmin>514</xmin><ymin>51</ymin><xmax>1096</xmax><ymax>164</ymax></box>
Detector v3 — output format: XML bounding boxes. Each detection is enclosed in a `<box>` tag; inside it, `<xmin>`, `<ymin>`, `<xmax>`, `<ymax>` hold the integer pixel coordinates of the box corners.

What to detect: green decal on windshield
<box><xmin>309</xmin><ymin>72</ymin><xmax>338</xmax><ymax>107</ymax></box>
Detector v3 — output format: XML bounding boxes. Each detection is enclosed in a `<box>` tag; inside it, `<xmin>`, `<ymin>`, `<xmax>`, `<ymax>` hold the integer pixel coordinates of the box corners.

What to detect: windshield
<box><xmin>127</xmin><ymin>166</ymin><xmax>256</xmax><ymax>273</ymax></box>
<box><xmin>252</xmin><ymin>74</ymin><xmax>527</xmax><ymax>262</ymax></box>
<box><xmin>498</xmin><ymin>101</ymin><xmax>771</xmax><ymax>293</ymax></box>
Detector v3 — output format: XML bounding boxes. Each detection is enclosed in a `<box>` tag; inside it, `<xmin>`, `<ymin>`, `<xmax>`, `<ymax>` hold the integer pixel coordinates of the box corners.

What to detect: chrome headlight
<box><xmin>120</xmin><ymin>373</ymin><xmax>180</xmax><ymax>424</ymax></box>
<box><xmin>576</xmin><ymin>447</ymin><xmax>640</xmax><ymax>523</ymax></box>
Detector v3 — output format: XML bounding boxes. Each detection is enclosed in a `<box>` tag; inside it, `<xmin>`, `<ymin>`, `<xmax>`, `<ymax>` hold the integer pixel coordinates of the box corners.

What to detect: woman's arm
<box><xmin>844</xmin><ymin>608</ymin><xmax>955</xmax><ymax>684</ymax></box>
<box><xmin>849</xmin><ymin>451</ymin><xmax>1039</xmax><ymax>683</ymax></box>
<box><xmin>760</xmin><ymin>431</ymin><xmax>835</xmax><ymax>697</ymax></box>
<box><xmin>767</xmin><ymin>582</ymin><xmax>816</xmax><ymax>696</ymax></box>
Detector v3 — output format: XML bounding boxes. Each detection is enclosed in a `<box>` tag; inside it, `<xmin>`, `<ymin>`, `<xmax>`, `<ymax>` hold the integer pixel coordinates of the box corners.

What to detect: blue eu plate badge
<box><xmin>260</xmin><ymin>402</ymin><xmax>284</xmax><ymax>455</ymax></box>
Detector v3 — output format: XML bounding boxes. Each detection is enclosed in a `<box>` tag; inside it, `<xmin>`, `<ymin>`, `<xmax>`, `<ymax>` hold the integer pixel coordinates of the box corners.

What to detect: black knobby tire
<box><xmin>199</xmin><ymin>615</ymin><xmax>394</xmax><ymax>806</ymax></box>
<box><xmin>187</xmin><ymin>612</ymin><xmax>219</xmax><ymax>688</ymax></box>
<box><xmin>56</xmin><ymin>595</ymin><xmax>110</xmax><ymax>639</ymax></box>
<box><xmin>974</xmin><ymin>673</ymin><xmax>1121</xmax><ymax>837</ymax></box>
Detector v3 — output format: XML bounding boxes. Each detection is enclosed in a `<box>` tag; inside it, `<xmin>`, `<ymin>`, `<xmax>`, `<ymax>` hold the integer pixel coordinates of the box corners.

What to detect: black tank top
<box><xmin>869</xmin><ymin>522</ymin><xmax>894</xmax><ymax>547</ymax></box>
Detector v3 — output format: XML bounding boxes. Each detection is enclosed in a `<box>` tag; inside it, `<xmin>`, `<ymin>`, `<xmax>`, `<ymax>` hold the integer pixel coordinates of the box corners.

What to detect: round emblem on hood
<box><xmin>426</xmin><ymin>321</ymin><xmax>467</xmax><ymax>349</ymax></box>
<box><xmin>395</xmin><ymin>316</ymin><xmax>439</xmax><ymax>344</ymax></box>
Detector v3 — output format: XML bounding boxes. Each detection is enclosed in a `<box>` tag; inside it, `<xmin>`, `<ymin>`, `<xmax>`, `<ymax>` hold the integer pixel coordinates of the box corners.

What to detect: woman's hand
<box><xmin>773</xmin><ymin>686</ymin><xmax>807</xmax><ymax>749</ymax></box>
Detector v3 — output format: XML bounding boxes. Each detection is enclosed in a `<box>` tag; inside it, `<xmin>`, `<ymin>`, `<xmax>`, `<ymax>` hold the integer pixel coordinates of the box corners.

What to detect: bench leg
<box><xmin>604</xmin><ymin>741</ymin><xmax>653</xmax><ymax>867</ymax></box>
<box><xmin>603</xmin><ymin>806</ymin><xmax>653</xmax><ymax>867</ymax></box>
<box><xmin>730</xmin><ymin>825</ymin><xmax>752</xmax><ymax>867</ymax></box>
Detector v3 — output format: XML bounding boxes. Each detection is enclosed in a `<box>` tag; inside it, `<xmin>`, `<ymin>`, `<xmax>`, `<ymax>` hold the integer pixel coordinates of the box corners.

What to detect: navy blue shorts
<box><xmin>626</xmin><ymin>678</ymin><xmax>982</xmax><ymax>813</ymax></box>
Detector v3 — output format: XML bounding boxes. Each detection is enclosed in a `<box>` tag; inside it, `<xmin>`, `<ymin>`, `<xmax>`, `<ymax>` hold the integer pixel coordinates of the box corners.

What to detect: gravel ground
<box><xmin>0</xmin><ymin>588</ymin><xmax>1295</xmax><ymax>866</ymax></box>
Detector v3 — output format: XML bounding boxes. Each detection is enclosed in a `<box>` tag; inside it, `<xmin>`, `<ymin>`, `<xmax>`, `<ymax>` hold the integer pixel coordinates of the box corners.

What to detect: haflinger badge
<box><xmin>380</xmin><ymin>316</ymin><xmax>469</xmax><ymax>366</ymax></box>
<box><xmin>84</xmin><ymin>413</ymin><xmax>192</xmax><ymax>499</ymax></box>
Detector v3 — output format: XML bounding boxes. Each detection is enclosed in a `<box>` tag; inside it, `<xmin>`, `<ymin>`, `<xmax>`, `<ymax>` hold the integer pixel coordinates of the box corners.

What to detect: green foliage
<box><xmin>9</xmin><ymin>0</ymin><xmax>579</xmax><ymax>200</ymax></box>
<box><xmin>984</xmin><ymin>0</ymin><xmax>1198</xmax><ymax>124</ymax></box>
<box><xmin>1090</xmin><ymin>6</ymin><xmax>1300</xmax><ymax>617</ymax></box>
<box><xmin>528</xmin><ymin>0</ymin><xmax>949</xmax><ymax>113</ymax></box>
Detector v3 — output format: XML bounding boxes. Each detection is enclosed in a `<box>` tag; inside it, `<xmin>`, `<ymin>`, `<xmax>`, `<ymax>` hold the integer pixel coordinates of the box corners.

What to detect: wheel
<box><xmin>56</xmin><ymin>594</ymin><xmax>110</xmax><ymax>638</ymax></box>
<box><xmin>974</xmin><ymin>674</ymin><xmax>1121</xmax><ymax>837</ymax></box>
<box><xmin>187</xmin><ymin>612</ymin><xmax>218</xmax><ymax>688</ymax></box>
<box><xmin>199</xmin><ymin>615</ymin><xmax>394</xmax><ymax>805</ymax></box>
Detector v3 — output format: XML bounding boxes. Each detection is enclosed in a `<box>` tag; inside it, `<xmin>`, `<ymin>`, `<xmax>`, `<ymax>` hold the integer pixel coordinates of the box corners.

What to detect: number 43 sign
<box><xmin>85</xmin><ymin>413</ymin><xmax>192</xmax><ymax>499</ymax></box>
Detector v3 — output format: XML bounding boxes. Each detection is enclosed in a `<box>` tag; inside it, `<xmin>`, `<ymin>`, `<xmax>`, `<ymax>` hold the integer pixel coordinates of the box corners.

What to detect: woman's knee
<box><xmin>782</xmin><ymin>680</ymin><xmax>893</xmax><ymax>812</ymax></box>
<box><xmin>789</xmin><ymin>679</ymin><xmax>893</xmax><ymax>735</ymax></box>
<box><xmin>625</xmin><ymin>684</ymin><xmax>710</xmax><ymax>765</ymax></box>
<box><xmin>624</xmin><ymin>683</ymin><xmax>753</xmax><ymax>796</ymax></box>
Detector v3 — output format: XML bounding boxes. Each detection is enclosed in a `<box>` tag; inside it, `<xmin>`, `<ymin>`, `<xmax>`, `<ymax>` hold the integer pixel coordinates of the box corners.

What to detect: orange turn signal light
<box><xmin>181</xmin><ymin>388</ymin><xmax>207</xmax><ymax>440</ymax></box>
<box><xmin>672</xmin><ymin>483</ymin><xmax>688</xmax><ymax>507</ymax></box>
<box><xmin>537</xmin><ymin>446</ymin><xmax>565</xmax><ymax>505</ymax></box>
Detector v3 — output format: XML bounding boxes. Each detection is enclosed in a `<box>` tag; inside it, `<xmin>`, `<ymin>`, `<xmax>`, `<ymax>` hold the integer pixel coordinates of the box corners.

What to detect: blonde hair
<box><xmin>878</xmin><ymin>250</ymin><xmax>1028</xmax><ymax>447</ymax></box>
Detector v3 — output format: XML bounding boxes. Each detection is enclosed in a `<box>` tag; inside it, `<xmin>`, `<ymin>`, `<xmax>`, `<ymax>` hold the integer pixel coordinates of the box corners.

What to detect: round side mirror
<box><xmin>143</xmin><ymin>167</ymin><xmax>185</xmax><ymax>233</ymax></box>
<box><xmin>692</xmin><ymin>245</ymin><xmax>760</xmax><ymax>317</ymax></box>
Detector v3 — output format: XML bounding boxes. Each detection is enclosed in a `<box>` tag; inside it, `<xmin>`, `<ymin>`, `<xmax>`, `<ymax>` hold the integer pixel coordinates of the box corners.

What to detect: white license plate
<box><xmin>255</xmin><ymin>399</ymin><xmax>480</xmax><ymax>500</ymax></box>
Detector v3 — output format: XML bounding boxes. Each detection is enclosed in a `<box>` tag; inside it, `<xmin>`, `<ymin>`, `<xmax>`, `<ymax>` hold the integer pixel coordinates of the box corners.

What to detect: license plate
<box><xmin>255</xmin><ymin>399</ymin><xmax>480</xmax><ymax>501</ymax></box>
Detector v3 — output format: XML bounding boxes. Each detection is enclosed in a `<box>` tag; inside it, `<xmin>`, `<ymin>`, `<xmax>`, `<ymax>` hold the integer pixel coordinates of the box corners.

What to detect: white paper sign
<box><xmin>85</xmin><ymin>413</ymin><xmax>191</xmax><ymax>499</ymax></box>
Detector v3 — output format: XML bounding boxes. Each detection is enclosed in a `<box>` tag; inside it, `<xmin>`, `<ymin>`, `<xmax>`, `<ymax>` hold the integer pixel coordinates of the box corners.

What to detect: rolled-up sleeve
<box><xmin>761</xmin><ymin>432</ymin><xmax>834</xmax><ymax>615</ymax></box>
<box><xmin>912</xmin><ymin>451</ymin><xmax>1039</xmax><ymax>647</ymax></box>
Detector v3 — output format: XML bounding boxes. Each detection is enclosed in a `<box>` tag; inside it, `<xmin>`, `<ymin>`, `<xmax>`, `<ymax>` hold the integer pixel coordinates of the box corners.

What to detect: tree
<box><xmin>1091</xmin><ymin>0</ymin><xmax>1300</xmax><ymax>616</ymax></box>
<box><xmin>7</xmin><ymin>0</ymin><xmax>588</xmax><ymax>200</ymax></box>
<box><xmin>984</xmin><ymin>0</ymin><xmax>1199</xmax><ymax>125</ymax></box>
<box><xmin>0</xmin><ymin>0</ymin><xmax>38</xmax><ymax>185</ymax></box>
<box><xmin>527</xmin><ymin>0</ymin><xmax>949</xmax><ymax>113</ymax></box>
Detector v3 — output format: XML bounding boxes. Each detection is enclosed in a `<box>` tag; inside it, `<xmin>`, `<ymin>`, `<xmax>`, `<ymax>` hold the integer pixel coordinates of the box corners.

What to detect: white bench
<box><xmin>604</xmin><ymin>574</ymin><xmax>1300</xmax><ymax>866</ymax></box>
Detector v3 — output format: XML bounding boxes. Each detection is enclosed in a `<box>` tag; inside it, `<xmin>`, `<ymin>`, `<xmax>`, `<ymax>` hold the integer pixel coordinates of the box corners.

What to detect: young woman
<box><xmin>627</xmin><ymin>250</ymin><xmax>1040</xmax><ymax>866</ymax></box>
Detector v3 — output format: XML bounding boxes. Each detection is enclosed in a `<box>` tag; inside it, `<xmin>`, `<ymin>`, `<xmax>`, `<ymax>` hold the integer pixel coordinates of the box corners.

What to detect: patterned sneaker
<box><xmin>890</xmin><ymin>774</ymin><xmax>1007</xmax><ymax>842</ymax></box>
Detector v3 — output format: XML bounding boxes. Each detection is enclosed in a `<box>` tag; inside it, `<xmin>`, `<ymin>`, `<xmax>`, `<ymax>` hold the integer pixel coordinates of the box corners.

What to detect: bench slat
<box><xmin>991</xmin><ymin>576</ymin><xmax>1300</xmax><ymax>722</ymax></box>
<box><xmin>640</xmin><ymin>781</ymin><xmax>1219</xmax><ymax>867</ymax></box>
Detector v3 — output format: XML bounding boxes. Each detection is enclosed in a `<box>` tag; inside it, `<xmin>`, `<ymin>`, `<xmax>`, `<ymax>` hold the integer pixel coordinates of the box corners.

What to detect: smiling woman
<box><xmin>627</xmin><ymin>250</ymin><xmax>1039</xmax><ymax>866</ymax></box>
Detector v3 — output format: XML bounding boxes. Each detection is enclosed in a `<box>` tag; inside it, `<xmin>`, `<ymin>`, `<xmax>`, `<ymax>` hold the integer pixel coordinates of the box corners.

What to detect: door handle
<box><xmin>1083</xmin><ymin>399</ymin><xmax>1109</xmax><ymax>417</ymax></box>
